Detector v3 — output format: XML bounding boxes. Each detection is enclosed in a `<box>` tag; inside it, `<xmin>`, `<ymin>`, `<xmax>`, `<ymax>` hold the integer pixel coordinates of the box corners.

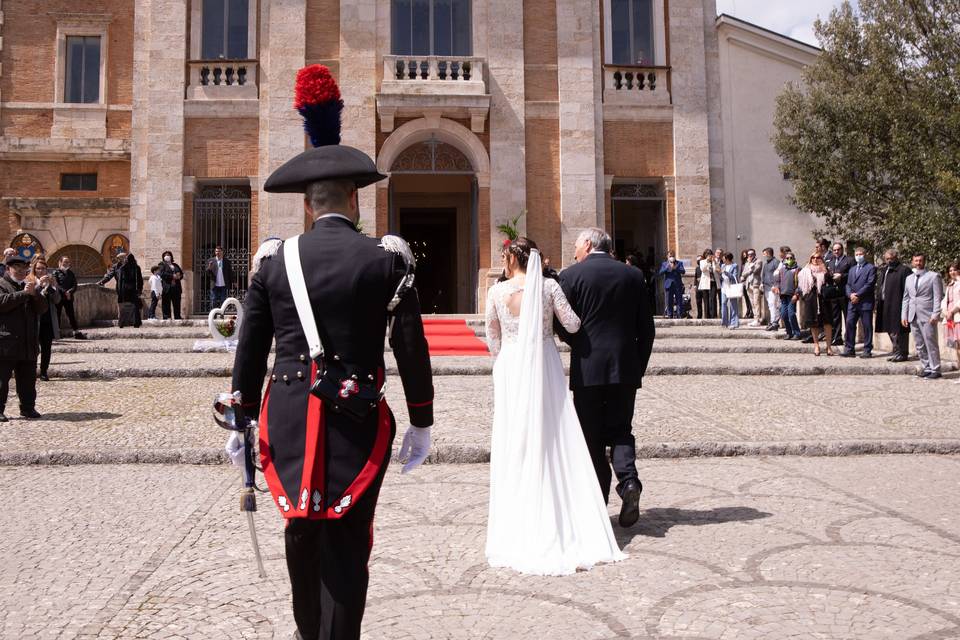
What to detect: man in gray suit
<box><xmin>901</xmin><ymin>253</ymin><xmax>944</xmax><ymax>380</ymax></box>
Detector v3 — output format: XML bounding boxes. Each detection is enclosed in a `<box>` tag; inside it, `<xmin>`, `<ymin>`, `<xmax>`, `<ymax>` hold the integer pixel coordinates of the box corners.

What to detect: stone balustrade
<box><xmin>186</xmin><ymin>60</ymin><xmax>259</xmax><ymax>100</ymax></box>
<box><xmin>377</xmin><ymin>55</ymin><xmax>490</xmax><ymax>133</ymax></box>
<box><xmin>602</xmin><ymin>65</ymin><xmax>672</xmax><ymax>106</ymax></box>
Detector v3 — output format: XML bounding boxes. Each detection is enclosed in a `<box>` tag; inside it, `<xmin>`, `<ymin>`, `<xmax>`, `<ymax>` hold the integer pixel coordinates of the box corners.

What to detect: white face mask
<box><xmin>164</xmin><ymin>256</ymin><xmax>173</xmax><ymax>263</ymax></box>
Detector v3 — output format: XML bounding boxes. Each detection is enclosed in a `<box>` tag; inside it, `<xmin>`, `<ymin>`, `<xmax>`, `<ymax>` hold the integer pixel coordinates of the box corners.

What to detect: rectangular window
<box><xmin>61</xmin><ymin>173</ymin><xmax>98</xmax><ymax>191</ymax></box>
<box><xmin>391</xmin><ymin>0</ymin><xmax>472</xmax><ymax>56</ymax></box>
<box><xmin>610</xmin><ymin>0</ymin><xmax>654</xmax><ymax>65</ymax></box>
<box><xmin>202</xmin><ymin>0</ymin><xmax>249</xmax><ymax>59</ymax></box>
<box><xmin>64</xmin><ymin>36</ymin><xmax>101</xmax><ymax>103</ymax></box>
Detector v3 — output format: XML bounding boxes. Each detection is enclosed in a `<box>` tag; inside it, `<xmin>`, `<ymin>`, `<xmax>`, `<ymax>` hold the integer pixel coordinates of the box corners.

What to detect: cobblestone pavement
<box><xmin>2</xmin><ymin>456</ymin><xmax>959</xmax><ymax>639</ymax></box>
<box><xmin>5</xmin><ymin>373</ymin><xmax>960</xmax><ymax>464</ymax></box>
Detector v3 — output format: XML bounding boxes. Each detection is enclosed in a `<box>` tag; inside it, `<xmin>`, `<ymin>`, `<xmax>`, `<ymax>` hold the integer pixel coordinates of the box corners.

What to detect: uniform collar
<box><xmin>313</xmin><ymin>213</ymin><xmax>358</xmax><ymax>231</ymax></box>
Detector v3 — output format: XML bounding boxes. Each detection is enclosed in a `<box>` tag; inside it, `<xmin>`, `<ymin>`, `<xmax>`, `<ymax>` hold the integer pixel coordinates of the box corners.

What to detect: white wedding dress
<box><xmin>484</xmin><ymin>251</ymin><xmax>626</xmax><ymax>575</ymax></box>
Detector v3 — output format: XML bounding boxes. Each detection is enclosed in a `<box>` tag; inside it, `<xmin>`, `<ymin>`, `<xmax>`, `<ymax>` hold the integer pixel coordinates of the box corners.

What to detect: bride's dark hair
<box><xmin>506</xmin><ymin>236</ymin><xmax>538</xmax><ymax>271</ymax></box>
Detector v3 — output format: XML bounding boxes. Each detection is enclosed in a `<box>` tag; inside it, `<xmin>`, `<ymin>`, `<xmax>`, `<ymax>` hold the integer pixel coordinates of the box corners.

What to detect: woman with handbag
<box><xmin>797</xmin><ymin>253</ymin><xmax>836</xmax><ymax>356</ymax></box>
<box><xmin>720</xmin><ymin>252</ymin><xmax>741</xmax><ymax>329</ymax></box>
<box><xmin>944</xmin><ymin>261</ymin><xmax>960</xmax><ymax>383</ymax></box>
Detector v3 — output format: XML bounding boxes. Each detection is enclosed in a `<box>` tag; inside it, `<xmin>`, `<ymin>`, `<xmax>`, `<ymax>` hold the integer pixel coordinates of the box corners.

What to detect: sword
<box><xmin>215</xmin><ymin>391</ymin><xmax>267</xmax><ymax>579</ymax></box>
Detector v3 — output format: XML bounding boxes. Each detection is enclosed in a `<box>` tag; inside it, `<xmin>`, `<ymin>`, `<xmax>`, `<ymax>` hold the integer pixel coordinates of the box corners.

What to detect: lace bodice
<box><xmin>485</xmin><ymin>278</ymin><xmax>580</xmax><ymax>356</ymax></box>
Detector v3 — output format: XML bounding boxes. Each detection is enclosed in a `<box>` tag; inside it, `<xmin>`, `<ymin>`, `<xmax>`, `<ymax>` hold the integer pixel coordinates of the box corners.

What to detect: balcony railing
<box><xmin>602</xmin><ymin>65</ymin><xmax>671</xmax><ymax>105</ymax></box>
<box><xmin>187</xmin><ymin>60</ymin><xmax>259</xmax><ymax>100</ymax></box>
<box><xmin>377</xmin><ymin>55</ymin><xmax>490</xmax><ymax>133</ymax></box>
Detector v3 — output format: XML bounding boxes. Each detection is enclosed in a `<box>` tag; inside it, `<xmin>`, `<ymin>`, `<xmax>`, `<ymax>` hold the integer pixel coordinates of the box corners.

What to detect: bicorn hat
<box><xmin>263</xmin><ymin>65</ymin><xmax>386</xmax><ymax>194</ymax></box>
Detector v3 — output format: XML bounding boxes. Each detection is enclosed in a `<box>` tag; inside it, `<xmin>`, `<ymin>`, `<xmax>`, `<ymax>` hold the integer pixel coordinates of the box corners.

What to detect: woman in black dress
<box><xmin>796</xmin><ymin>253</ymin><xmax>836</xmax><ymax>356</ymax></box>
<box><xmin>99</xmin><ymin>253</ymin><xmax>144</xmax><ymax>328</ymax></box>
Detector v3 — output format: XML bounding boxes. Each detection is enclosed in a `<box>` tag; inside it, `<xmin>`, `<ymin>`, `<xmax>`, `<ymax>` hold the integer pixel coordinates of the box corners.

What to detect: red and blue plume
<box><xmin>294</xmin><ymin>65</ymin><xmax>343</xmax><ymax>147</ymax></box>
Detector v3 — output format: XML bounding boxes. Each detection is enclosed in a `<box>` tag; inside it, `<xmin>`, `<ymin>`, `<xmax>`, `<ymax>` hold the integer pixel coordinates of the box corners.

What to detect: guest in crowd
<box><xmin>825</xmin><ymin>242</ymin><xmax>853</xmax><ymax>346</ymax></box>
<box><xmin>99</xmin><ymin>253</ymin><xmax>144</xmax><ymax>328</ymax></box>
<box><xmin>29</xmin><ymin>256</ymin><xmax>61</xmax><ymax>382</ymax></box>
<box><xmin>774</xmin><ymin>251</ymin><xmax>801</xmax><ymax>339</ymax></box>
<box><xmin>876</xmin><ymin>250</ymin><xmax>912</xmax><ymax>362</ymax></box>
<box><xmin>944</xmin><ymin>261</ymin><xmax>960</xmax><ymax>383</ymax></box>
<box><xmin>695</xmin><ymin>249</ymin><xmax>717</xmax><ymax>319</ymax></box>
<box><xmin>0</xmin><ymin>248</ymin><xmax>15</xmax><ymax>278</ymax></box>
<box><xmin>720</xmin><ymin>252</ymin><xmax>740</xmax><ymax>329</ymax></box>
<box><xmin>797</xmin><ymin>253</ymin><xmax>836</xmax><ymax>356</ymax></box>
<box><xmin>761</xmin><ymin>247</ymin><xmax>781</xmax><ymax>330</ymax></box>
<box><xmin>147</xmin><ymin>265</ymin><xmax>163</xmax><ymax>320</ymax></box>
<box><xmin>159</xmin><ymin>250</ymin><xmax>184</xmax><ymax>320</ymax></box>
<box><xmin>739</xmin><ymin>249</ymin><xmax>755</xmax><ymax>320</ymax></box>
<box><xmin>902</xmin><ymin>253</ymin><xmax>943</xmax><ymax>380</ymax></box>
<box><xmin>842</xmin><ymin>247</ymin><xmax>877</xmax><ymax>358</ymax></box>
<box><xmin>741</xmin><ymin>248</ymin><xmax>764</xmax><ymax>327</ymax></box>
<box><xmin>658</xmin><ymin>250</ymin><xmax>685</xmax><ymax>318</ymax></box>
<box><xmin>205</xmin><ymin>245</ymin><xmax>233</xmax><ymax>309</ymax></box>
<box><xmin>712</xmin><ymin>248</ymin><xmax>724</xmax><ymax>316</ymax></box>
<box><xmin>0</xmin><ymin>253</ymin><xmax>47</xmax><ymax>420</ymax></box>
<box><xmin>52</xmin><ymin>255</ymin><xmax>84</xmax><ymax>340</ymax></box>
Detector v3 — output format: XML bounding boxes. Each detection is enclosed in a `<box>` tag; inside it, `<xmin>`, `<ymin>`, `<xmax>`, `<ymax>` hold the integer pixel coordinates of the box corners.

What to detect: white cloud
<box><xmin>714</xmin><ymin>0</ymin><xmax>859</xmax><ymax>46</ymax></box>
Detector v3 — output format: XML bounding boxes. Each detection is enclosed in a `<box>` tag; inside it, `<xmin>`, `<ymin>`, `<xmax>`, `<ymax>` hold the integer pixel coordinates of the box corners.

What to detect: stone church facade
<box><xmin>0</xmin><ymin>0</ymin><xmax>817</xmax><ymax>315</ymax></box>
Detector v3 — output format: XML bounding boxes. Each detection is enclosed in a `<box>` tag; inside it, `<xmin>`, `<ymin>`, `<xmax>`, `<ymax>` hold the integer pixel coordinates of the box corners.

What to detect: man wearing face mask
<box><xmin>159</xmin><ymin>251</ymin><xmax>184</xmax><ymax>320</ymax></box>
<box><xmin>877</xmin><ymin>250</ymin><xmax>911</xmax><ymax>362</ymax></box>
<box><xmin>0</xmin><ymin>254</ymin><xmax>49</xmax><ymax>421</ymax></box>
<box><xmin>902</xmin><ymin>253</ymin><xmax>944</xmax><ymax>379</ymax></box>
<box><xmin>774</xmin><ymin>252</ymin><xmax>801</xmax><ymax>339</ymax></box>
<box><xmin>841</xmin><ymin>247</ymin><xmax>877</xmax><ymax>358</ymax></box>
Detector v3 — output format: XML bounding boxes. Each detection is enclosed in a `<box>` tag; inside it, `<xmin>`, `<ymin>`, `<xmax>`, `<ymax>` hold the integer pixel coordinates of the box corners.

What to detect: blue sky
<box><xmin>715</xmin><ymin>0</ymin><xmax>859</xmax><ymax>46</ymax></box>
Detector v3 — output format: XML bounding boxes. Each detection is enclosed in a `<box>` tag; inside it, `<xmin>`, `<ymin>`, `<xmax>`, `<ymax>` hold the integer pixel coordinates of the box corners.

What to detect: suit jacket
<box><xmin>658</xmin><ymin>260</ymin><xmax>685</xmax><ymax>291</ymax></box>
<box><xmin>556</xmin><ymin>253</ymin><xmax>656</xmax><ymax>389</ymax></box>
<box><xmin>845</xmin><ymin>262</ymin><xmax>877</xmax><ymax>309</ymax></box>
<box><xmin>902</xmin><ymin>270</ymin><xmax>944</xmax><ymax>323</ymax></box>
<box><xmin>232</xmin><ymin>215</ymin><xmax>433</xmax><ymax>520</ymax></box>
<box><xmin>0</xmin><ymin>275</ymin><xmax>48</xmax><ymax>361</ymax></box>
<box><xmin>53</xmin><ymin>268</ymin><xmax>78</xmax><ymax>295</ymax></box>
<box><xmin>826</xmin><ymin>254</ymin><xmax>853</xmax><ymax>288</ymax></box>
<box><xmin>206</xmin><ymin>257</ymin><xmax>234</xmax><ymax>290</ymax></box>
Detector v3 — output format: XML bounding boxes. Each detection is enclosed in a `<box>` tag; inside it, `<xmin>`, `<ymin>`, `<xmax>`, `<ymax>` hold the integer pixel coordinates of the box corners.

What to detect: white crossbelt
<box><xmin>283</xmin><ymin>235</ymin><xmax>325</xmax><ymax>361</ymax></box>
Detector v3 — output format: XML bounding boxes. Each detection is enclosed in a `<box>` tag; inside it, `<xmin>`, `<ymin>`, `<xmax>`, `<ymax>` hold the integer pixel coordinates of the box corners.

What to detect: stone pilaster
<box><xmin>129</xmin><ymin>0</ymin><xmax>186</xmax><ymax>268</ymax></box>
<box><xmin>486</xmin><ymin>0</ymin><xmax>527</xmax><ymax>264</ymax></box>
<box><xmin>668</xmin><ymin>0</ymin><xmax>714</xmax><ymax>259</ymax></box>
<box><xmin>702</xmin><ymin>0</ymin><xmax>726</xmax><ymax>251</ymax></box>
<box><xmin>556</xmin><ymin>0</ymin><xmax>605</xmax><ymax>266</ymax></box>
<box><xmin>339</xmin><ymin>0</ymin><xmax>379</xmax><ymax>233</ymax></box>
<box><xmin>257</xmin><ymin>0</ymin><xmax>307</xmax><ymax>242</ymax></box>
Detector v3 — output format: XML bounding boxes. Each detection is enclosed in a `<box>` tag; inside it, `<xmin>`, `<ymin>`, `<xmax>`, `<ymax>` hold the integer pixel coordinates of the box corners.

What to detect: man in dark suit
<box><xmin>52</xmin><ymin>255</ymin><xmax>84</xmax><ymax>339</ymax></box>
<box><xmin>0</xmin><ymin>254</ymin><xmax>49</xmax><ymax>421</ymax></box>
<box><xmin>205</xmin><ymin>245</ymin><xmax>234</xmax><ymax>309</ymax></box>
<box><xmin>842</xmin><ymin>247</ymin><xmax>877</xmax><ymax>358</ymax></box>
<box><xmin>877</xmin><ymin>249</ymin><xmax>911</xmax><ymax>362</ymax></box>
<box><xmin>824</xmin><ymin>242</ymin><xmax>853</xmax><ymax>346</ymax></box>
<box><xmin>556</xmin><ymin>227</ymin><xmax>656</xmax><ymax>528</ymax></box>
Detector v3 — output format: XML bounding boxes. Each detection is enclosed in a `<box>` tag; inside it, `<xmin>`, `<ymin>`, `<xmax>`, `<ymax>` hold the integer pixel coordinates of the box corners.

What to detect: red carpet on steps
<box><xmin>422</xmin><ymin>318</ymin><xmax>489</xmax><ymax>356</ymax></box>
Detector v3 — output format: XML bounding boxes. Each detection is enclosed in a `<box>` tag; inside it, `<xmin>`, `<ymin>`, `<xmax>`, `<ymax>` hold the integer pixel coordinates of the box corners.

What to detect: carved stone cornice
<box><xmin>2</xmin><ymin>197</ymin><xmax>130</xmax><ymax>217</ymax></box>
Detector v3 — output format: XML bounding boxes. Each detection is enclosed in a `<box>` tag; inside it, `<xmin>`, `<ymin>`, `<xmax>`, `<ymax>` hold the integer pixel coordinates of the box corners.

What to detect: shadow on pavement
<box><xmin>32</xmin><ymin>412</ymin><xmax>123</xmax><ymax>422</ymax></box>
<box><xmin>615</xmin><ymin>506</ymin><xmax>772</xmax><ymax>543</ymax></box>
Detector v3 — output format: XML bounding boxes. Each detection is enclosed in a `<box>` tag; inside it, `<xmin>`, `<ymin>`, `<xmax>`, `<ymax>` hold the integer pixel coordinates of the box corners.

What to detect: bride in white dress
<box><xmin>484</xmin><ymin>237</ymin><xmax>626</xmax><ymax>575</ymax></box>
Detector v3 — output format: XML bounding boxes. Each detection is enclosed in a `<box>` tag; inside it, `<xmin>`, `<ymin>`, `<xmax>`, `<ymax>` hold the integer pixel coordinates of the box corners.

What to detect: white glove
<box><xmin>224</xmin><ymin>431</ymin><xmax>245</xmax><ymax>467</ymax></box>
<box><xmin>397</xmin><ymin>425</ymin><xmax>431</xmax><ymax>474</ymax></box>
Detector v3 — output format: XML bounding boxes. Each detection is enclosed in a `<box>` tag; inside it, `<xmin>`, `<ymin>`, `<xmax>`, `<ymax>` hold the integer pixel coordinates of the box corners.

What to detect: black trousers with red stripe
<box><xmin>284</xmin><ymin>443</ymin><xmax>392</xmax><ymax>640</ymax></box>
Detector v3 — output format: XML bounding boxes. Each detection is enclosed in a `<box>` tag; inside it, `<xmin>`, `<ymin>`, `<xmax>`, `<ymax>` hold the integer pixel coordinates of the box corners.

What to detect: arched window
<box><xmin>48</xmin><ymin>244</ymin><xmax>108</xmax><ymax>280</ymax></box>
<box><xmin>391</xmin><ymin>0</ymin><xmax>472</xmax><ymax>56</ymax></box>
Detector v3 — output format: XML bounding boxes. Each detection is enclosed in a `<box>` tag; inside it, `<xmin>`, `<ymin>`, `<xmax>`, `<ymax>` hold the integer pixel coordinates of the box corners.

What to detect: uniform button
<box><xmin>351</xmin><ymin>374</ymin><xmax>358</xmax><ymax>380</ymax></box>
<box><xmin>299</xmin><ymin>354</ymin><xmax>306</xmax><ymax>362</ymax></box>
<box><xmin>271</xmin><ymin>375</ymin><xmax>277</xmax><ymax>382</ymax></box>
<box><xmin>283</xmin><ymin>374</ymin><xmax>289</xmax><ymax>382</ymax></box>
<box><xmin>297</xmin><ymin>371</ymin><xmax>304</xmax><ymax>380</ymax></box>
<box><xmin>367</xmin><ymin>374</ymin><xmax>375</xmax><ymax>381</ymax></box>
<box><xmin>333</xmin><ymin>354</ymin><xmax>341</xmax><ymax>361</ymax></box>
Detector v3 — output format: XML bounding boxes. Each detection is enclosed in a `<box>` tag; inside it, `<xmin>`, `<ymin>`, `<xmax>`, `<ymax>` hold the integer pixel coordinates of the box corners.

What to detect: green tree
<box><xmin>773</xmin><ymin>0</ymin><xmax>960</xmax><ymax>269</ymax></box>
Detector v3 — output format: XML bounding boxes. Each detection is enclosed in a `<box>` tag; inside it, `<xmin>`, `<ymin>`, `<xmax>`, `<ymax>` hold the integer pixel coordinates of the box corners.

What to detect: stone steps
<box><xmin>41</xmin><ymin>350</ymin><xmax>956</xmax><ymax>379</ymax></box>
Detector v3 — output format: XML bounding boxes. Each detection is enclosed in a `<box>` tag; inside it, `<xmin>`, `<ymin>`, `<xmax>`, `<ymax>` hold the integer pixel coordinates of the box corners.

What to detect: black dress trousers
<box><xmin>572</xmin><ymin>384</ymin><xmax>639</xmax><ymax>504</ymax></box>
<box><xmin>284</xmin><ymin>436</ymin><xmax>393</xmax><ymax>640</ymax></box>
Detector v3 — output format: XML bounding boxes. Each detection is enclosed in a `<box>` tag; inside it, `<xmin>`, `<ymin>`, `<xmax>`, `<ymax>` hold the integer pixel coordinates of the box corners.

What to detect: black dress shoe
<box><xmin>20</xmin><ymin>409</ymin><xmax>42</xmax><ymax>419</ymax></box>
<box><xmin>923</xmin><ymin>372</ymin><xmax>943</xmax><ymax>380</ymax></box>
<box><xmin>0</xmin><ymin>413</ymin><xmax>8</xmax><ymax>423</ymax></box>
<box><xmin>859</xmin><ymin>352</ymin><xmax>873</xmax><ymax>359</ymax></box>
<box><xmin>39</xmin><ymin>373</ymin><xmax>50</xmax><ymax>382</ymax></box>
<box><xmin>618</xmin><ymin>479</ymin><xmax>643</xmax><ymax>528</ymax></box>
<box><xmin>890</xmin><ymin>354</ymin><xmax>908</xmax><ymax>363</ymax></box>
<box><xmin>801</xmin><ymin>336</ymin><xmax>814</xmax><ymax>344</ymax></box>
<box><xmin>840</xmin><ymin>351</ymin><xmax>856</xmax><ymax>358</ymax></box>
<box><xmin>917</xmin><ymin>370</ymin><xmax>930</xmax><ymax>378</ymax></box>
<box><xmin>74</xmin><ymin>331</ymin><xmax>86</xmax><ymax>340</ymax></box>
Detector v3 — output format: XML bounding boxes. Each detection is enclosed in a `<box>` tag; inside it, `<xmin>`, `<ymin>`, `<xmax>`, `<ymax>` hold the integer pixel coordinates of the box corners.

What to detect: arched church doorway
<box><xmin>388</xmin><ymin>135</ymin><xmax>479</xmax><ymax>314</ymax></box>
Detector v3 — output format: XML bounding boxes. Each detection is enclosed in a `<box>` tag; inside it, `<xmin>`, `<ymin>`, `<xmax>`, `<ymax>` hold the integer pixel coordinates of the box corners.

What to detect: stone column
<box><xmin>257</xmin><ymin>0</ymin><xmax>307</xmax><ymax>242</ymax></box>
<box><xmin>668</xmin><ymin>0</ymin><xmax>713</xmax><ymax>259</ymax></box>
<box><xmin>556</xmin><ymin>0</ymin><xmax>605</xmax><ymax>266</ymax></box>
<box><xmin>339</xmin><ymin>0</ymin><xmax>379</xmax><ymax>233</ymax></box>
<box><xmin>129</xmin><ymin>0</ymin><xmax>187</xmax><ymax>270</ymax></box>
<box><xmin>486</xmin><ymin>0</ymin><xmax>527</xmax><ymax>266</ymax></box>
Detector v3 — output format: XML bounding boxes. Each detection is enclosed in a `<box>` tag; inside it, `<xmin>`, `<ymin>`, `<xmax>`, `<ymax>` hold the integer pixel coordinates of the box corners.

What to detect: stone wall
<box><xmin>71</xmin><ymin>283</ymin><xmax>125</xmax><ymax>327</ymax></box>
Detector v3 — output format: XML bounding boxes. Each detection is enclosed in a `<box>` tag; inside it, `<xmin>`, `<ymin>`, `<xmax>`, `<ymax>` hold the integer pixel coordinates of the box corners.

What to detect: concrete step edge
<box><xmin>5</xmin><ymin>439</ymin><xmax>960</xmax><ymax>466</ymax></box>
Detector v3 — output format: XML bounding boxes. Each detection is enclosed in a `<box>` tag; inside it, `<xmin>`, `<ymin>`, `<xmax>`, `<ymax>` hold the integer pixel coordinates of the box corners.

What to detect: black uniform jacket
<box><xmin>232</xmin><ymin>215</ymin><xmax>433</xmax><ymax>520</ymax></box>
<box><xmin>556</xmin><ymin>253</ymin><xmax>656</xmax><ymax>389</ymax></box>
<box><xmin>0</xmin><ymin>275</ymin><xmax>48</xmax><ymax>361</ymax></box>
